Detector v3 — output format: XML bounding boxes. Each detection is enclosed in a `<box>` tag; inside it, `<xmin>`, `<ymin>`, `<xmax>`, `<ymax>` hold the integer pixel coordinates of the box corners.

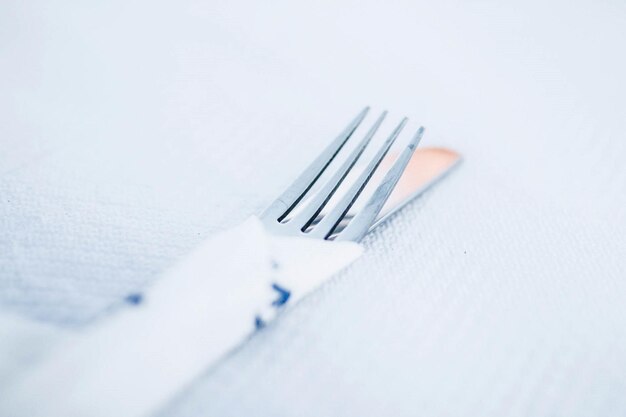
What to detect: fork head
<box><xmin>260</xmin><ymin>107</ymin><xmax>425</xmax><ymax>242</ymax></box>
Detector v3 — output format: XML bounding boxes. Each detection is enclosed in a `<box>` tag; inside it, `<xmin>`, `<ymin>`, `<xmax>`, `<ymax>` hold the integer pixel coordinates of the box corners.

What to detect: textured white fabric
<box><xmin>1</xmin><ymin>218</ymin><xmax>361</xmax><ymax>417</ymax></box>
<box><xmin>2</xmin><ymin>0</ymin><xmax>626</xmax><ymax>416</ymax></box>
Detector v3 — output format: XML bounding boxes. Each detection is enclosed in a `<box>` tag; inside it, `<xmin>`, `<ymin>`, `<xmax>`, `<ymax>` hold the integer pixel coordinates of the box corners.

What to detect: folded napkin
<box><xmin>0</xmin><ymin>217</ymin><xmax>362</xmax><ymax>417</ymax></box>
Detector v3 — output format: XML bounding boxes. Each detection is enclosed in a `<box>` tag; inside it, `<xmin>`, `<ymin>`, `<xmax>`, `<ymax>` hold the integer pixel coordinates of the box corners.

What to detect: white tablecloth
<box><xmin>2</xmin><ymin>0</ymin><xmax>626</xmax><ymax>415</ymax></box>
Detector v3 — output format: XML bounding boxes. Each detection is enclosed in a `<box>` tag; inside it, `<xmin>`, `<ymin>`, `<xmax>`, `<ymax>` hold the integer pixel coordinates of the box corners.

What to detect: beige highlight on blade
<box><xmin>379</xmin><ymin>147</ymin><xmax>461</xmax><ymax>218</ymax></box>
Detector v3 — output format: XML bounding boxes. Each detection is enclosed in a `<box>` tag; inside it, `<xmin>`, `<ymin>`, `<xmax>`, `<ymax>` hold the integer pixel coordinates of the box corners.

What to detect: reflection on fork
<box><xmin>260</xmin><ymin>107</ymin><xmax>426</xmax><ymax>242</ymax></box>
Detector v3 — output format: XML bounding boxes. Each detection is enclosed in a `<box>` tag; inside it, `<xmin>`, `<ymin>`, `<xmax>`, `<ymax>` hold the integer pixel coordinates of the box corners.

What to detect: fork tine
<box><xmin>335</xmin><ymin>126</ymin><xmax>425</xmax><ymax>242</ymax></box>
<box><xmin>288</xmin><ymin>111</ymin><xmax>387</xmax><ymax>231</ymax></box>
<box><xmin>260</xmin><ymin>107</ymin><xmax>369</xmax><ymax>222</ymax></box>
<box><xmin>309</xmin><ymin>117</ymin><xmax>409</xmax><ymax>240</ymax></box>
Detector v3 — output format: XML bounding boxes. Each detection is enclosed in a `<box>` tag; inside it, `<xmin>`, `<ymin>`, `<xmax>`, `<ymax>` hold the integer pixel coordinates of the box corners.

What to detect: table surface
<box><xmin>2</xmin><ymin>0</ymin><xmax>626</xmax><ymax>415</ymax></box>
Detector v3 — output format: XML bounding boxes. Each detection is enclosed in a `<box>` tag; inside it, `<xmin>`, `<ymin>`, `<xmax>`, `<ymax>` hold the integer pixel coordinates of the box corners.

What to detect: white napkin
<box><xmin>0</xmin><ymin>217</ymin><xmax>362</xmax><ymax>417</ymax></box>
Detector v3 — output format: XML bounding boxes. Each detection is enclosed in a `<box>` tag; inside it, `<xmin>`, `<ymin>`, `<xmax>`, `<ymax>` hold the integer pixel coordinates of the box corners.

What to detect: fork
<box><xmin>0</xmin><ymin>108</ymin><xmax>429</xmax><ymax>417</ymax></box>
<box><xmin>260</xmin><ymin>107</ymin><xmax>424</xmax><ymax>242</ymax></box>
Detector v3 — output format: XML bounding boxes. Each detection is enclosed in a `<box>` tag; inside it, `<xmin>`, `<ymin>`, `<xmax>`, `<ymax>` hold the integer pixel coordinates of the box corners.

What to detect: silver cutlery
<box><xmin>0</xmin><ymin>108</ymin><xmax>461</xmax><ymax>417</ymax></box>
